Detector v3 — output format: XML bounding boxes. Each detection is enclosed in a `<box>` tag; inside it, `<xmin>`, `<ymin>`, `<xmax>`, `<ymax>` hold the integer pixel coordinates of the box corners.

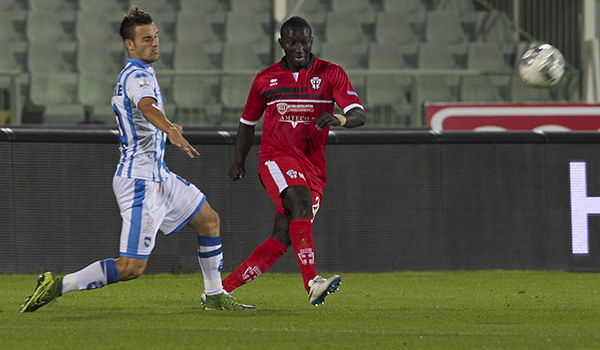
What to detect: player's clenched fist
<box><xmin>315</xmin><ymin>112</ymin><xmax>346</xmax><ymax>130</ymax></box>
<box><xmin>228</xmin><ymin>163</ymin><xmax>246</xmax><ymax>181</ymax></box>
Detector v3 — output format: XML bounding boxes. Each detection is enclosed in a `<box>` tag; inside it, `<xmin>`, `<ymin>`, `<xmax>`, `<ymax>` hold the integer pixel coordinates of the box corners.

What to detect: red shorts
<box><xmin>258</xmin><ymin>156</ymin><xmax>323</xmax><ymax>221</ymax></box>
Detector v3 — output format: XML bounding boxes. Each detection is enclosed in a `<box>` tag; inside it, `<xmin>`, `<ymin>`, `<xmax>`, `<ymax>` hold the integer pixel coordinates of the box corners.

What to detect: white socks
<box><xmin>61</xmin><ymin>259</ymin><xmax>119</xmax><ymax>295</ymax></box>
<box><xmin>197</xmin><ymin>235</ymin><xmax>225</xmax><ymax>296</ymax></box>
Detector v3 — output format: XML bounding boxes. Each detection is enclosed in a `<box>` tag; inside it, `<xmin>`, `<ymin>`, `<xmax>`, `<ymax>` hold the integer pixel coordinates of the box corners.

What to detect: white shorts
<box><xmin>113</xmin><ymin>173</ymin><xmax>205</xmax><ymax>259</ymax></box>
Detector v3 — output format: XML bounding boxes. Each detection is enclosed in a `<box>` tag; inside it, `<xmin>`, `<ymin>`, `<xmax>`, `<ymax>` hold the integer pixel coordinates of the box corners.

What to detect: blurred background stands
<box><xmin>0</xmin><ymin>0</ymin><xmax>583</xmax><ymax>128</ymax></box>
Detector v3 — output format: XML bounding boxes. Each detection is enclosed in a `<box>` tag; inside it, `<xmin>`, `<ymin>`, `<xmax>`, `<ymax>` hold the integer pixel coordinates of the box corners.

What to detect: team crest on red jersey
<box><xmin>310</xmin><ymin>76</ymin><xmax>321</xmax><ymax>90</ymax></box>
<box><xmin>277</xmin><ymin>103</ymin><xmax>288</xmax><ymax>114</ymax></box>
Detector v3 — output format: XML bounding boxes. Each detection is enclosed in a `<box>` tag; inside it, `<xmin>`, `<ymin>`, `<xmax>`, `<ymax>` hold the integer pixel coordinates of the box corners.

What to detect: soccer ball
<box><xmin>518</xmin><ymin>43</ymin><xmax>565</xmax><ymax>88</ymax></box>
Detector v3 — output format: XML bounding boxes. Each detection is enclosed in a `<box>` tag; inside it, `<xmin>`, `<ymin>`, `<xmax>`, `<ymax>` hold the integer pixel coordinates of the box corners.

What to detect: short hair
<box><xmin>280</xmin><ymin>16</ymin><xmax>312</xmax><ymax>38</ymax></box>
<box><xmin>119</xmin><ymin>7</ymin><xmax>153</xmax><ymax>40</ymax></box>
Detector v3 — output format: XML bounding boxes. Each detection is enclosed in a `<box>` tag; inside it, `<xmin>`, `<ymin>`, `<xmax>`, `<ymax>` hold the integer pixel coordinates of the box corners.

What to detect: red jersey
<box><xmin>240</xmin><ymin>55</ymin><xmax>363</xmax><ymax>190</ymax></box>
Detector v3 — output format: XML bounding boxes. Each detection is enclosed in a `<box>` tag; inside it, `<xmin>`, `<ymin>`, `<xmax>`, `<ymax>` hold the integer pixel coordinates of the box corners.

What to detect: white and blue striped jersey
<box><xmin>111</xmin><ymin>58</ymin><xmax>170</xmax><ymax>182</ymax></box>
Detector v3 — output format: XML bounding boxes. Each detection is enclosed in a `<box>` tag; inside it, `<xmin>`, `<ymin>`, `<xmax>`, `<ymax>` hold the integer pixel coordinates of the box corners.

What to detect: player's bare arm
<box><xmin>315</xmin><ymin>107</ymin><xmax>366</xmax><ymax>130</ymax></box>
<box><xmin>228</xmin><ymin>123</ymin><xmax>255</xmax><ymax>181</ymax></box>
<box><xmin>138</xmin><ymin>97</ymin><xmax>199</xmax><ymax>158</ymax></box>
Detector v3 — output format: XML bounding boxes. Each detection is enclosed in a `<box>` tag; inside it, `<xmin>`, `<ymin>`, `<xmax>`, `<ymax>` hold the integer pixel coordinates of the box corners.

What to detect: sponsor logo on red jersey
<box><xmin>279</xmin><ymin>115</ymin><xmax>311</xmax><ymax>128</ymax></box>
<box><xmin>276</xmin><ymin>103</ymin><xmax>314</xmax><ymax>114</ymax></box>
<box><xmin>276</xmin><ymin>103</ymin><xmax>314</xmax><ymax>127</ymax></box>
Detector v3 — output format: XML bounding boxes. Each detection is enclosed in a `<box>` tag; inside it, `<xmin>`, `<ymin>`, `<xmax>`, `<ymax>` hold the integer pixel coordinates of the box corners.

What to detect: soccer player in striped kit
<box><xmin>20</xmin><ymin>7</ymin><xmax>254</xmax><ymax>312</ymax></box>
<box><xmin>221</xmin><ymin>16</ymin><xmax>366</xmax><ymax>306</ymax></box>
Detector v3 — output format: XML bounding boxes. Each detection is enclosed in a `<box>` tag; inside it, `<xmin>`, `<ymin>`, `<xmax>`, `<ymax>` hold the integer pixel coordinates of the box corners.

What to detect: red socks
<box><xmin>289</xmin><ymin>218</ymin><xmax>317</xmax><ymax>292</ymax></box>
<box><xmin>223</xmin><ymin>237</ymin><xmax>287</xmax><ymax>293</ymax></box>
<box><xmin>222</xmin><ymin>218</ymin><xmax>317</xmax><ymax>293</ymax></box>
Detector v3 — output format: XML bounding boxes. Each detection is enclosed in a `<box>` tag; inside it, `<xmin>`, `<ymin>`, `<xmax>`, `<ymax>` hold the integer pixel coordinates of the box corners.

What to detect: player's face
<box><xmin>126</xmin><ymin>23</ymin><xmax>160</xmax><ymax>64</ymax></box>
<box><xmin>279</xmin><ymin>26</ymin><xmax>312</xmax><ymax>72</ymax></box>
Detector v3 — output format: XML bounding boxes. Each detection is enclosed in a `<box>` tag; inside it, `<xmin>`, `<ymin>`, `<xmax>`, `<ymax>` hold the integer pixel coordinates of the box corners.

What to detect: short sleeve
<box><xmin>240</xmin><ymin>74</ymin><xmax>267</xmax><ymax>125</ymax></box>
<box><xmin>126</xmin><ymin>70</ymin><xmax>157</xmax><ymax>108</ymax></box>
<box><xmin>330</xmin><ymin>65</ymin><xmax>364</xmax><ymax>113</ymax></box>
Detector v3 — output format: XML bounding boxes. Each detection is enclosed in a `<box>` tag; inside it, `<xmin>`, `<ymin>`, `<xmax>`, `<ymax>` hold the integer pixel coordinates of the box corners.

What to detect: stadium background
<box><xmin>0</xmin><ymin>0</ymin><xmax>588</xmax><ymax>126</ymax></box>
<box><xmin>2</xmin><ymin>0</ymin><xmax>600</xmax><ymax>274</ymax></box>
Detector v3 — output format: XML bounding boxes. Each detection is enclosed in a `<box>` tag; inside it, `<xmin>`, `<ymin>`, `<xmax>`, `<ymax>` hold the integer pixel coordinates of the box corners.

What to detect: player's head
<box><xmin>278</xmin><ymin>16</ymin><xmax>313</xmax><ymax>72</ymax></box>
<box><xmin>119</xmin><ymin>7</ymin><xmax>160</xmax><ymax>64</ymax></box>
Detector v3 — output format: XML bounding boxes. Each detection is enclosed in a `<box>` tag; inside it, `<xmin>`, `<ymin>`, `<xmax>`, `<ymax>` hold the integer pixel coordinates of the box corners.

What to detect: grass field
<box><xmin>1</xmin><ymin>271</ymin><xmax>600</xmax><ymax>349</ymax></box>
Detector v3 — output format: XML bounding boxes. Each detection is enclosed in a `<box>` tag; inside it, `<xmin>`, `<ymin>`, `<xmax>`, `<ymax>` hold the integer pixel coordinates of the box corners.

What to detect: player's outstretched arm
<box><xmin>315</xmin><ymin>107</ymin><xmax>366</xmax><ymax>130</ymax></box>
<box><xmin>228</xmin><ymin>122</ymin><xmax>255</xmax><ymax>181</ymax></box>
<box><xmin>138</xmin><ymin>97</ymin><xmax>199</xmax><ymax>158</ymax></box>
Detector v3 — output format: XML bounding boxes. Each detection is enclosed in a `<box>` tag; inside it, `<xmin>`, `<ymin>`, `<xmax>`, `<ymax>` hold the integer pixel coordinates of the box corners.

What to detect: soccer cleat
<box><xmin>20</xmin><ymin>272</ymin><xmax>63</xmax><ymax>313</ymax></box>
<box><xmin>308</xmin><ymin>274</ymin><xmax>341</xmax><ymax>306</ymax></box>
<box><xmin>202</xmin><ymin>292</ymin><xmax>257</xmax><ymax>310</ymax></box>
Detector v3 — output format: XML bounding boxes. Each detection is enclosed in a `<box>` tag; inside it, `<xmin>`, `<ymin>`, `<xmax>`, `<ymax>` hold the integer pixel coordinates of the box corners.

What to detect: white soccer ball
<box><xmin>518</xmin><ymin>43</ymin><xmax>565</xmax><ymax>88</ymax></box>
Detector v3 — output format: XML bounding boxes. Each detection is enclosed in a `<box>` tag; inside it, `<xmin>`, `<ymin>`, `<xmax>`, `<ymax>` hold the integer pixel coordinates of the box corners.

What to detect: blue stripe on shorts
<box><xmin>126</xmin><ymin>179</ymin><xmax>146</xmax><ymax>255</ymax></box>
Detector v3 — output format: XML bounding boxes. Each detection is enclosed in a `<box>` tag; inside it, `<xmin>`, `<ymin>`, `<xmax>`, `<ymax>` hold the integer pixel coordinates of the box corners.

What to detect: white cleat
<box><xmin>308</xmin><ymin>275</ymin><xmax>341</xmax><ymax>306</ymax></box>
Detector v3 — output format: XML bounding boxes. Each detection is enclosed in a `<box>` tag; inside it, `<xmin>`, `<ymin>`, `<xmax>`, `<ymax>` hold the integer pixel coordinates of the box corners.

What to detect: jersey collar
<box><xmin>280</xmin><ymin>54</ymin><xmax>315</xmax><ymax>71</ymax></box>
<box><xmin>126</xmin><ymin>58</ymin><xmax>151</xmax><ymax>69</ymax></box>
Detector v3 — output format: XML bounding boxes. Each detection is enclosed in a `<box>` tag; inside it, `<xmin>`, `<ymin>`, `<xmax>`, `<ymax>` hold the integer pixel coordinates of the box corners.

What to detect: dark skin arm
<box><xmin>228</xmin><ymin>122</ymin><xmax>256</xmax><ymax>181</ymax></box>
<box><xmin>314</xmin><ymin>106</ymin><xmax>366</xmax><ymax>130</ymax></box>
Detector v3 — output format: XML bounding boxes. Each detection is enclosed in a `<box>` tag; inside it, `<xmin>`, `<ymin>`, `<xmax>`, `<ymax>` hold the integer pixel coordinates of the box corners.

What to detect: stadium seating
<box><xmin>435</xmin><ymin>0</ymin><xmax>476</xmax><ymax>12</ymax></box>
<box><xmin>382</xmin><ymin>0</ymin><xmax>428</xmax><ymax>15</ymax></box>
<box><xmin>176</xmin><ymin>12</ymin><xmax>225</xmax><ymax>45</ymax></box>
<box><xmin>221</xmin><ymin>43</ymin><xmax>265</xmax><ymax>111</ymax></box>
<box><xmin>230</xmin><ymin>0</ymin><xmax>270</xmax><ymax>15</ymax></box>
<box><xmin>325</xmin><ymin>13</ymin><xmax>373</xmax><ymax>44</ymax></box>
<box><xmin>0</xmin><ymin>10</ymin><xmax>26</xmax><ymax>43</ymax></box>
<box><xmin>375</xmin><ymin>13</ymin><xmax>423</xmax><ymax>45</ymax></box>
<box><xmin>79</xmin><ymin>0</ymin><xmax>127</xmax><ymax>16</ymax></box>
<box><xmin>285</xmin><ymin>0</ymin><xmax>329</xmax><ymax>24</ymax></box>
<box><xmin>366</xmin><ymin>43</ymin><xmax>416</xmax><ymax>126</ymax></box>
<box><xmin>475</xmin><ymin>10</ymin><xmax>517</xmax><ymax>43</ymax></box>
<box><xmin>0</xmin><ymin>0</ymin><xmax>27</xmax><ymax>11</ymax></box>
<box><xmin>179</xmin><ymin>0</ymin><xmax>227</xmax><ymax>16</ymax></box>
<box><xmin>460</xmin><ymin>42</ymin><xmax>511</xmax><ymax>102</ymax></box>
<box><xmin>26</xmin><ymin>11</ymin><xmax>76</xmax><ymax>43</ymax></box>
<box><xmin>510</xmin><ymin>77</ymin><xmax>553</xmax><ymax>102</ymax></box>
<box><xmin>75</xmin><ymin>13</ymin><xmax>121</xmax><ymax>44</ymax></box>
<box><xmin>424</xmin><ymin>11</ymin><xmax>470</xmax><ymax>44</ymax></box>
<box><xmin>330</xmin><ymin>0</ymin><xmax>376</xmax><ymax>15</ymax></box>
<box><xmin>321</xmin><ymin>42</ymin><xmax>368</xmax><ymax>69</ymax></box>
<box><xmin>172</xmin><ymin>42</ymin><xmax>222</xmax><ymax>125</ymax></box>
<box><xmin>321</xmin><ymin>41</ymin><xmax>368</xmax><ymax>99</ymax></box>
<box><xmin>29</xmin><ymin>0</ymin><xmax>77</xmax><ymax>12</ymax></box>
<box><xmin>225</xmin><ymin>12</ymin><xmax>271</xmax><ymax>51</ymax></box>
<box><xmin>30</xmin><ymin>72</ymin><xmax>84</xmax><ymax>124</ymax></box>
<box><xmin>0</xmin><ymin>0</ymin><xmax>570</xmax><ymax>126</ymax></box>
<box><xmin>417</xmin><ymin>43</ymin><xmax>468</xmax><ymax>103</ymax></box>
<box><xmin>77</xmin><ymin>72</ymin><xmax>115</xmax><ymax>121</ymax></box>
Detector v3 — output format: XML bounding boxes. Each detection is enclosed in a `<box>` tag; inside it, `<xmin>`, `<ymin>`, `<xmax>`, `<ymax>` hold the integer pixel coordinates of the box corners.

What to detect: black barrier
<box><xmin>1</xmin><ymin>128</ymin><xmax>599</xmax><ymax>274</ymax></box>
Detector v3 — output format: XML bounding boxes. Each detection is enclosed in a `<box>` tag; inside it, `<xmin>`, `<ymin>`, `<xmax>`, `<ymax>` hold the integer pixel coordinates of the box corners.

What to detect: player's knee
<box><xmin>271</xmin><ymin>230</ymin><xmax>291</xmax><ymax>247</ymax></box>
<box><xmin>282</xmin><ymin>186</ymin><xmax>312</xmax><ymax>219</ymax></box>
<box><xmin>190</xmin><ymin>204</ymin><xmax>220</xmax><ymax>237</ymax></box>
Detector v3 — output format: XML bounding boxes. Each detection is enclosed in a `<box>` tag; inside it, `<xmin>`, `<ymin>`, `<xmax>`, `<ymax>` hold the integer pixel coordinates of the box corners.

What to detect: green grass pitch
<box><xmin>2</xmin><ymin>271</ymin><xmax>600</xmax><ymax>349</ymax></box>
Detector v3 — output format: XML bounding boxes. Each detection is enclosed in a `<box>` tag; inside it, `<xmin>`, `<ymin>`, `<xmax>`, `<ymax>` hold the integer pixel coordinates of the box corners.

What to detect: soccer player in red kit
<box><xmin>223</xmin><ymin>16</ymin><xmax>366</xmax><ymax>306</ymax></box>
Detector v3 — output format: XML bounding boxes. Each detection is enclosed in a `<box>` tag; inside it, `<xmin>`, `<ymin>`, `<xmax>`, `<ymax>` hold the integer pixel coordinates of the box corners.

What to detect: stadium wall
<box><xmin>1</xmin><ymin>128</ymin><xmax>599</xmax><ymax>274</ymax></box>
